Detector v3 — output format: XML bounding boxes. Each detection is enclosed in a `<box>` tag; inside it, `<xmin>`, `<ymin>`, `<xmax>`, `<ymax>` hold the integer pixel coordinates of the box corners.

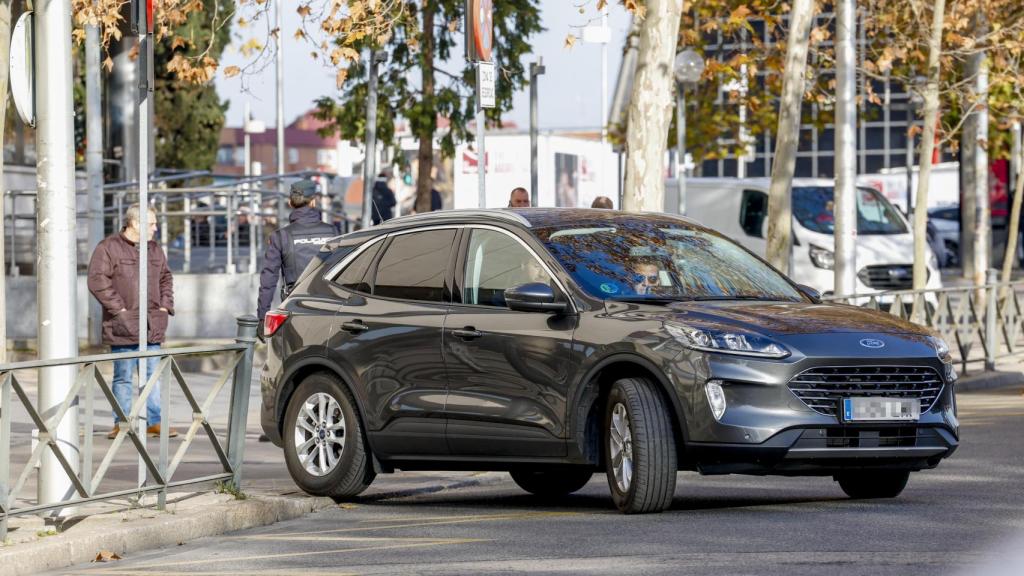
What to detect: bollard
<box><xmin>227</xmin><ymin>315</ymin><xmax>258</xmax><ymax>489</ymax></box>
<box><xmin>986</xmin><ymin>268</ymin><xmax>998</xmax><ymax>371</ymax></box>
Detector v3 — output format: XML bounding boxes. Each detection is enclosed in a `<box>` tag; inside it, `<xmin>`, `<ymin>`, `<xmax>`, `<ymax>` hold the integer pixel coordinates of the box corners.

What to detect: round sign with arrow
<box><xmin>472</xmin><ymin>0</ymin><xmax>493</xmax><ymax>62</ymax></box>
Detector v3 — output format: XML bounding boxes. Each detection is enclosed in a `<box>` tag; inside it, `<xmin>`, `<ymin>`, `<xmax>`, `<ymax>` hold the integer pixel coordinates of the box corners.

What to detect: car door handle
<box><xmin>452</xmin><ymin>328</ymin><xmax>484</xmax><ymax>340</ymax></box>
<box><xmin>341</xmin><ymin>321</ymin><xmax>369</xmax><ymax>334</ymax></box>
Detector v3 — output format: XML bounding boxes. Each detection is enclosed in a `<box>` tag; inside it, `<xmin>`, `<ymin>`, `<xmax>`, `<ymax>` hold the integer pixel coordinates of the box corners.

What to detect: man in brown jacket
<box><xmin>87</xmin><ymin>204</ymin><xmax>178</xmax><ymax>439</ymax></box>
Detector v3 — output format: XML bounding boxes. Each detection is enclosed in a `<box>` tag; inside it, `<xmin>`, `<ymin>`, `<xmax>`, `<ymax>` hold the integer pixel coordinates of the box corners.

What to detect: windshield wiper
<box><xmin>690</xmin><ymin>295</ymin><xmax>784</xmax><ymax>302</ymax></box>
<box><xmin>610</xmin><ymin>296</ymin><xmax>689</xmax><ymax>304</ymax></box>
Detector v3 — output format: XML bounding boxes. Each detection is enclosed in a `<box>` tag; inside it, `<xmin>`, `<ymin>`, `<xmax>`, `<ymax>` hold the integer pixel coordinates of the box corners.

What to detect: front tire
<box><xmin>282</xmin><ymin>373</ymin><xmax>375</xmax><ymax>500</ymax></box>
<box><xmin>836</xmin><ymin>470</ymin><xmax>910</xmax><ymax>499</ymax></box>
<box><xmin>510</xmin><ymin>468</ymin><xmax>593</xmax><ymax>498</ymax></box>
<box><xmin>604</xmin><ymin>377</ymin><xmax>677</xmax><ymax>514</ymax></box>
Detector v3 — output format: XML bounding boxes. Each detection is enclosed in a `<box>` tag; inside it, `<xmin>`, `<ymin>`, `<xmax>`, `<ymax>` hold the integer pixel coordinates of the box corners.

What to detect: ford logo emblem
<box><xmin>859</xmin><ymin>338</ymin><xmax>886</xmax><ymax>349</ymax></box>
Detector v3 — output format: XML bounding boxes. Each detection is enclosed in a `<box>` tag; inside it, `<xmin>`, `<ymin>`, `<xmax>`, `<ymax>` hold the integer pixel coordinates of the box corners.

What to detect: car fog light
<box><xmin>705</xmin><ymin>380</ymin><xmax>727</xmax><ymax>421</ymax></box>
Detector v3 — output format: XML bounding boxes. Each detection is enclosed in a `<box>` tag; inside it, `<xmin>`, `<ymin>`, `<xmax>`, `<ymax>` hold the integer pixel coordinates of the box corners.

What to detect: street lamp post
<box><xmin>673</xmin><ymin>48</ymin><xmax>704</xmax><ymax>216</ymax></box>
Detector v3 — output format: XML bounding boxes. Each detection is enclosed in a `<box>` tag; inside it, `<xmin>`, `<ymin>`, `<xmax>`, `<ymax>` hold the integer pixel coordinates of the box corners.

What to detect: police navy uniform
<box><xmin>257</xmin><ymin>205</ymin><xmax>338</xmax><ymax>320</ymax></box>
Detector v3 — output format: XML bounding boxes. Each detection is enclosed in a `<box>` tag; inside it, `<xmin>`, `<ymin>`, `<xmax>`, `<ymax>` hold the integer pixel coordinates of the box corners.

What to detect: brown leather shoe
<box><xmin>146</xmin><ymin>424</ymin><xmax>179</xmax><ymax>438</ymax></box>
<box><xmin>106</xmin><ymin>425</ymin><xmax>120</xmax><ymax>440</ymax></box>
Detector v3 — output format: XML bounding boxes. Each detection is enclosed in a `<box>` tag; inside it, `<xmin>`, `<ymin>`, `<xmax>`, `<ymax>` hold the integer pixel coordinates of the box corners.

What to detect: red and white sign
<box><xmin>469</xmin><ymin>0</ymin><xmax>493</xmax><ymax>62</ymax></box>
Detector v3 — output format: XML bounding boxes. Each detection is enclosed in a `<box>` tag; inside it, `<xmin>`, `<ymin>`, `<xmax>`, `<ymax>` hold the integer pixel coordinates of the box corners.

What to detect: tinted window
<box><xmin>332</xmin><ymin>241</ymin><xmax>382</xmax><ymax>293</ymax></box>
<box><xmin>373</xmin><ymin>229</ymin><xmax>456</xmax><ymax>302</ymax></box>
<box><xmin>793</xmin><ymin>186</ymin><xmax>908</xmax><ymax>235</ymax></box>
<box><xmin>535</xmin><ymin>218</ymin><xmax>802</xmax><ymax>302</ymax></box>
<box><xmin>740</xmin><ymin>189</ymin><xmax>768</xmax><ymax>238</ymax></box>
<box><xmin>463</xmin><ymin>229</ymin><xmax>553</xmax><ymax>307</ymax></box>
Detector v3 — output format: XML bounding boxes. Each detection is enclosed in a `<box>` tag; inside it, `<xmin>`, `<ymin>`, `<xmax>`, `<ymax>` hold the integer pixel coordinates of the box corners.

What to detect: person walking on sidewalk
<box><xmin>87</xmin><ymin>203</ymin><xmax>178</xmax><ymax>440</ymax></box>
<box><xmin>257</xmin><ymin>179</ymin><xmax>340</xmax><ymax>324</ymax></box>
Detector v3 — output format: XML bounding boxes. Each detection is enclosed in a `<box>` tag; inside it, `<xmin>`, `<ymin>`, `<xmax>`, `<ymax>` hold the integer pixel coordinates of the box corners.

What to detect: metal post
<box><xmin>159</xmin><ymin>190</ymin><xmax>168</xmax><ymax>255</ymax></box>
<box><xmin>0</xmin><ymin>195</ymin><xmax>5</xmax><ymax>365</ymax></box>
<box><xmin>157</xmin><ymin>357</ymin><xmax>169</xmax><ymax>510</ymax></box>
<box><xmin>227</xmin><ymin>190</ymin><xmax>235</xmax><ymax>274</ymax></box>
<box><xmin>834</xmin><ymin>0</ymin><xmax>857</xmax><ymax>298</ymax></box>
<box><xmin>530</xmin><ymin>59</ymin><xmax>544</xmax><ymax>207</ymax></box>
<box><xmin>362</xmin><ymin>51</ymin><xmax>380</xmax><ymax>228</ymax></box>
<box><xmin>183</xmin><ymin>194</ymin><xmax>191</xmax><ymax>273</ymax></box>
<box><xmin>1</xmin><ymin>371</ymin><xmax>11</xmax><ymax>540</ymax></box>
<box><xmin>476</xmin><ymin>67</ymin><xmax>486</xmax><ymax>209</ymax></box>
<box><xmin>275</xmin><ymin>0</ymin><xmax>286</xmax><ymax>219</ymax></box>
<box><xmin>36</xmin><ymin>0</ymin><xmax>81</xmax><ymax>511</ymax></box>
<box><xmin>86</xmin><ymin>18</ymin><xmax>105</xmax><ymax>347</ymax></box>
<box><xmin>228</xmin><ymin>316</ymin><xmax>258</xmax><ymax>488</ymax></box>
<box><xmin>986</xmin><ymin>268</ymin><xmax>998</xmax><ymax>371</ymax></box>
<box><xmin>601</xmin><ymin>10</ymin><xmax>609</xmax><ymax>144</ymax></box>
<box><xmin>248</xmin><ymin>189</ymin><xmax>257</xmax><ymax>275</ymax></box>
<box><xmin>676</xmin><ymin>85</ymin><xmax>686</xmax><ymax>215</ymax></box>
<box><xmin>136</xmin><ymin>0</ymin><xmax>156</xmax><ymax>490</ymax></box>
<box><xmin>906</xmin><ymin>99</ymin><xmax>915</xmax><ymax>215</ymax></box>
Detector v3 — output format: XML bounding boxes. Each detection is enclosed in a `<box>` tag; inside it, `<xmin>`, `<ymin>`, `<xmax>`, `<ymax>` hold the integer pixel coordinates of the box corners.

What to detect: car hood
<box><xmin>656</xmin><ymin>300</ymin><xmax>928</xmax><ymax>336</ymax></box>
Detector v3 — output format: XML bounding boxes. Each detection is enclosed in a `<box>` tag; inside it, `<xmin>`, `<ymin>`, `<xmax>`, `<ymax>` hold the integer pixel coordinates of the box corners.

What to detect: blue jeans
<box><xmin>111</xmin><ymin>344</ymin><xmax>163</xmax><ymax>426</ymax></box>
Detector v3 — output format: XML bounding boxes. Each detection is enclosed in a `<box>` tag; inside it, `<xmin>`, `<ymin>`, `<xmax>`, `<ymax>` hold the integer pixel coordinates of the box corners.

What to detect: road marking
<box><xmin>253</xmin><ymin>510</ymin><xmax>581</xmax><ymax>538</ymax></box>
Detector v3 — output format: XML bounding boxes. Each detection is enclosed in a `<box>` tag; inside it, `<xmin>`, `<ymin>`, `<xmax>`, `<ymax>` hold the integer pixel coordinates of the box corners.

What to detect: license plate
<box><xmin>842</xmin><ymin>397</ymin><xmax>920</xmax><ymax>422</ymax></box>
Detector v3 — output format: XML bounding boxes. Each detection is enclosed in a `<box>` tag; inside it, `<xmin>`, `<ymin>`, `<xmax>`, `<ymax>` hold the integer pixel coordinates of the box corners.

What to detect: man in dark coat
<box><xmin>371</xmin><ymin>170</ymin><xmax>397</xmax><ymax>224</ymax></box>
<box><xmin>87</xmin><ymin>203</ymin><xmax>178</xmax><ymax>439</ymax></box>
<box><xmin>257</xmin><ymin>179</ymin><xmax>340</xmax><ymax>322</ymax></box>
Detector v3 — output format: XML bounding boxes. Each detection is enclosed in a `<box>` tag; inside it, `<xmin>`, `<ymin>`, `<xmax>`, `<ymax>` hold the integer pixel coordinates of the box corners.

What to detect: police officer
<box><xmin>257</xmin><ymin>179</ymin><xmax>339</xmax><ymax>324</ymax></box>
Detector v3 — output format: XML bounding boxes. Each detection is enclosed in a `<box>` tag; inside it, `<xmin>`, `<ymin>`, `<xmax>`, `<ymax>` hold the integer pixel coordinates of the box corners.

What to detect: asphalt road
<box><xmin>55</xmin><ymin>386</ymin><xmax>1024</xmax><ymax>576</ymax></box>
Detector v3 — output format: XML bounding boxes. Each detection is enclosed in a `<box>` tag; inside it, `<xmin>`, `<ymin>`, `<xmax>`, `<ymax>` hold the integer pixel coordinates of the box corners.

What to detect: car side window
<box><xmin>740</xmin><ymin>189</ymin><xmax>768</xmax><ymax>238</ymax></box>
<box><xmin>373</xmin><ymin>229</ymin><xmax>456</xmax><ymax>302</ymax></box>
<box><xmin>331</xmin><ymin>241</ymin><xmax>382</xmax><ymax>293</ymax></box>
<box><xmin>463</xmin><ymin>229</ymin><xmax>553</xmax><ymax>308</ymax></box>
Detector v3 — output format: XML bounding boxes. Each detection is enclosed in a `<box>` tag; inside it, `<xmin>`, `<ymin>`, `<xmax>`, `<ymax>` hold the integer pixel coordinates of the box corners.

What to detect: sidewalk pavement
<box><xmin>0</xmin><ymin>358</ymin><xmax>1021</xmax><ymax>576</ymax></box>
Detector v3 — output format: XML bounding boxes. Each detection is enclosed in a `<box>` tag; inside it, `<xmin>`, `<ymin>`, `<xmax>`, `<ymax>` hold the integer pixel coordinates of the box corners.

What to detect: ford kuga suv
<box><xmin>259</xmin><ymin>209</ymin><xmax>959</xmax><ymax>513</ymax></box>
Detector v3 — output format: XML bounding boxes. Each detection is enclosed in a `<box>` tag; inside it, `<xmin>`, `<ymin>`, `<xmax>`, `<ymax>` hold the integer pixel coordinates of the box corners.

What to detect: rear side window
<box><xmin>740</xmin><ymin>189</ymin><xmax>768</xmax><ymax>238</ymax></box>
<box><xmin>373</xmin><ymin>229</ymin><xmax>457</xmax><ymax>302</ymax></box>
<box><xmin>332</xmin><ymin>241</ymin><xmax>382</xmax><ymax>293</ymax></box>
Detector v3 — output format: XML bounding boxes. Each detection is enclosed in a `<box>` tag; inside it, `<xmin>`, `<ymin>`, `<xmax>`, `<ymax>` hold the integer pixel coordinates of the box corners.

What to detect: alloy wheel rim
<box><xmin>293</xmin><ymin>392</ymin><xmax>346</xmax><ymax>477</ymax></box>
<box><xmin>610</xmin><ymin>403</ymin><xmax>634</xmax><ymax>493</ymax></box>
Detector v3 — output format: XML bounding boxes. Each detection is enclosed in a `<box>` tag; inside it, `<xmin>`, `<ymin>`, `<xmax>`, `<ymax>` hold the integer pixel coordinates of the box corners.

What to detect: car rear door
<box><xmin>324</xmin><ymin>227</ymin><xmax>458</xmax><ymax>458</ymax></box>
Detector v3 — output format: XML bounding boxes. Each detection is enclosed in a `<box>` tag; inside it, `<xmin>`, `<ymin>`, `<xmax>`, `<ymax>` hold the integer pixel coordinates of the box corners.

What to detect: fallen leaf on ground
<box><xmin>93</xmin><ymin>550</ymin><xmax>122</xmax><ymax>563</ymax></box>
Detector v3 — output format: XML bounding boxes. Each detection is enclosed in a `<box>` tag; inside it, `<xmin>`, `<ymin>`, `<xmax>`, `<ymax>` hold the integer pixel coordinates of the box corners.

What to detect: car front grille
<box><xmin>857</xmin><ymin>264</ymin><xmax>916</xmax><ymax>290</ymax></box>
<box><xmin>788</xmin><ymin>365</ymin><xmax>944</xmax><ymax>417</ymax></box>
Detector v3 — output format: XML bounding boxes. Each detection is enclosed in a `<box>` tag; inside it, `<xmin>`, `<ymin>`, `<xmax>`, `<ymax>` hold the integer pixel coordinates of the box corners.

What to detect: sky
<box><xmin>214</xmin><ymin>3</ymin><xmax>632</xmax><ymax>132</ymax></box>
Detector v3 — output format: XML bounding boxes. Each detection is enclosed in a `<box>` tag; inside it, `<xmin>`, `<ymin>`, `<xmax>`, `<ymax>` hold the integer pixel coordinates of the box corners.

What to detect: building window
<box><xmin>317</xmin><ymin>148</ymin><xmax>337</xmax><ymax>167</ymax></box>
<box><xmin>216</xmin><ymin>146</ymin><xmax>235</xmax><ymax>166</ymax></box>
<box><xmin>288</xmin><ymin>147</ymin><xmax>299</xmax><ymax>164</ymax></box>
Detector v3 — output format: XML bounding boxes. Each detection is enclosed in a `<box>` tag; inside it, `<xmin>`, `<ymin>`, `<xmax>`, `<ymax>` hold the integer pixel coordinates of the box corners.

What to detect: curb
<box><xmin>0</xmin><ymin>493</ymin><xmax>334</xmax><ymax>576</ymax></box>
<box><xmin>956</xmin><ymin>370</ymin><xmax>1024</xmax><ymax>392</ymax></box>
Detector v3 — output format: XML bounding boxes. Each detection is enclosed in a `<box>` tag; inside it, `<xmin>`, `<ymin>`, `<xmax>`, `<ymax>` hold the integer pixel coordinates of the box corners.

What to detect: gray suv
<box><xmin>260</xmin><ymin>209</ymin><xmax>959</xmax><ymax>513</ymax></box>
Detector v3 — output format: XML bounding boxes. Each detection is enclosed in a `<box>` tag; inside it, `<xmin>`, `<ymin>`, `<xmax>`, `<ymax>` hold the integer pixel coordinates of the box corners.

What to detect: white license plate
<box><xmin>842</xmin><ymin>397</ymin><xmax>920</xmax><ymax>422</ymax></box>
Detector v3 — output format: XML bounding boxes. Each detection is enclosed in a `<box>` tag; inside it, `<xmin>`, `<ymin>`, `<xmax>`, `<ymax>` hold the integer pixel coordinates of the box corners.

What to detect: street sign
<box><xmin>466</xmin><ymin>0</ymin><xmax>493</xmax><ymax>62</ymax></box>
<box><xmin>478</xmin><ymin>61</ymin><xmax>495</xmax><ymax>109</ymax></box>
<box><xmin>10</xmin><ymin>11</ymin><xmax>34</xmax><ymax>127</ymax></box>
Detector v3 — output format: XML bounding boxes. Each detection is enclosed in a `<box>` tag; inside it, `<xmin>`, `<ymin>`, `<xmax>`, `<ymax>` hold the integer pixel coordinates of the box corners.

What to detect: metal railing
<box><xmin>0</xmin><ymin>316</ymin><xmax>258</xmax><ymax>540</ymax></box>
<box><xmin>3</xmin><ymin>170</ymin><xmax>362</xmax><ymax>276</ymax></box>
<box><xmin>822</xmin><ymin>270</ymin><xmax>1024</xmax><ymax>374</ymax></box>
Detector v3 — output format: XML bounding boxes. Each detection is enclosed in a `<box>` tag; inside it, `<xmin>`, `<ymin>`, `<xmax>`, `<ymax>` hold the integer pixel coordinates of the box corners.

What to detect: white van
<box><xmin>684</xmin><ymin>178</ymin><xmax>943</xmax><ymax>299</ymax></box>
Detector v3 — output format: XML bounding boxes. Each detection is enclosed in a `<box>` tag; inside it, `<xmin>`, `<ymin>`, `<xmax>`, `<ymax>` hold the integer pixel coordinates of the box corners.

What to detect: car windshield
<box><xmin>793</xmin><ymin>186</ymin><xmax>908</xmax><ymax>235</ymax></box>
<box><xmin>533</xmin><ymin>219</ymin><xmax>804</xmax><ymax>302</ymax></box>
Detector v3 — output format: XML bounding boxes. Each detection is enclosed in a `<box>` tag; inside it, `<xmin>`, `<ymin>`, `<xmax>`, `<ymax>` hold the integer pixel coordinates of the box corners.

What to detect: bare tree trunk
<box><xmin>622</xmin><ymin>0</ymin><xmax>683</xmax><ymax>212</ymax></box>
<box><xmin>970</xmin><ymin>48</ymin><xmax>990</xmax><ymax>288</ymax></box>
<box><xmin>833</xmin><ymin>0</ymin><xmax>857</xmax><ymax>297</ymax></box>
<box><xmin>766</xmin><ymin>0</ymin><xmax>814</xmax><ymax>273</ymax></box>
<box><xmin>0</xmin><ymin>3</ymin><xmax>11</xmax><ymax>364</ymax></box>
<box><xmin>414</xmin><ymin>1</ymin><xmax>436</xmax><ymax>214</ymax></box>
<box><xmin>913</xmin><ymin>0</ymin><xmax>947</xmax><ymax>293</ymax></box>
<box><xmin>1001</xmin><ymin>130</ymin><xmax>1024</xmax><ymax>288</ymax></box>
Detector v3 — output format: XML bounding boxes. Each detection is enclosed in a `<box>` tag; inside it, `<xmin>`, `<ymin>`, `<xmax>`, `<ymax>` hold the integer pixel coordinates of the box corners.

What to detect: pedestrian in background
<box><xmin>257</xmin><ymin>179</ymin><xmax>340</xmax><ymax>323</ymax></box>
<box><xmin>87</xmin><ymin>203</ymin><xmax>178</xmax><ymax>440</ymax></box>
<box><xmin>591</xmin><ymin>196</ymin><xmax>614</xmax><ymax>209</ymax></box>
<box><xmin>371</xmin><ymin>169</ymin><xmax>397</xmax><ymax>224</ymax></box>
<box><xmin>508</xmin><ymin>187</ymin><xmax>531</xmax><ymax>208</ymax></box>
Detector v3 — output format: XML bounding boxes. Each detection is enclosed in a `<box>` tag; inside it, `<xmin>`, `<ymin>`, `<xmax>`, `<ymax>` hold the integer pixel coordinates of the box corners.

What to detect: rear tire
<box><xmin>283</xmin><ymin>373</ymin><xmax>375</xmax><ymax>500</ymax></box>
<box><xmin>836</xmin><ymin>470</ymin><xmax>910</xmax><ymax>499</ymax></box>
<box><xmin>510</xmin><ymin>468</ymin><xmax>593</xmax><ymax>498</ymax></box>
<box><xmin>604</xmin><ymin>377</ymin><xmax>677</xmax><ymax>514</ymax></box>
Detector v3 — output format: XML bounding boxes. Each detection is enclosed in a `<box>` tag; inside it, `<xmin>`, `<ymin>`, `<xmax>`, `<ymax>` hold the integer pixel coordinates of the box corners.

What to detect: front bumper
<box><xmin>672</xmin><ymin>343</ymin><xmax>960</xmax><ymax>475</ymax></box>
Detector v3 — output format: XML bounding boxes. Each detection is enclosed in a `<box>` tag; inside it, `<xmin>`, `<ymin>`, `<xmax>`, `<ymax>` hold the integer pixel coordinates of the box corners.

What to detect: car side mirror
<box><xmin>505</xmin><ymin>282</ymin><xmax>567</xmax><ymax>314</ymax></box>
<box><xmin>797</xmin><ymin>284</ymin><xmax>822</xmax><ymax>303</ymax></box>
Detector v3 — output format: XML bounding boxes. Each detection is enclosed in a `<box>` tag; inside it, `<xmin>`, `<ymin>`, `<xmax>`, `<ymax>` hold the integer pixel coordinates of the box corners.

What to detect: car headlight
<box><xmin>666</xmin><ymin>324</ymin><xmax>790</xmax><ymax>359</ymax></box>
<box><xmin>809</xmin><ymin>244</ymin><xmax>834</xmax><ymax>270</ymax></box>
<box><xmin>927</xmin><ymin>335</ymin><xmax>952</xmax><ymax>363</ymax></box>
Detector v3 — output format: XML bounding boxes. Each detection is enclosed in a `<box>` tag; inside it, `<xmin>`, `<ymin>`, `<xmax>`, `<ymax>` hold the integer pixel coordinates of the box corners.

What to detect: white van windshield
<box><xmin>793</xmin><ymin>186</ymin><xmax>908</xmax><ymax>235</ymax></box>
